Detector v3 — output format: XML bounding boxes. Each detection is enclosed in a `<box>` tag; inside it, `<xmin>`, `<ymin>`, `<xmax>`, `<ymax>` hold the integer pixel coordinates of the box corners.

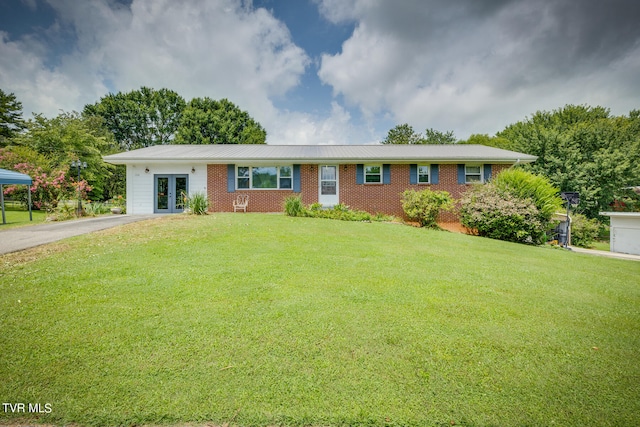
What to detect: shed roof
<box><xmin>103</xmin><ymin>144</ymin><xmax>537</xmax><ymax>165</ymax></box>
<box><xmin>0</xmin><ymin>168</ymin><xmax>33</xmax><ymax>185</ymax></box>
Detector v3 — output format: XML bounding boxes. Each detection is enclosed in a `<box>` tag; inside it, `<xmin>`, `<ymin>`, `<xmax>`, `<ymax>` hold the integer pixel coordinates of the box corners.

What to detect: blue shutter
<box><xmin>457</xmin><ymin>164</ymin><xmax>466</xmax><ymax>184</ymax></box>
<box><xmin>383</xmin><ymin>164</ymin><xmax>391</xmax><ymax>184</ymax></box>
<box><xmin>293</xmin><ymin>164</ymin><xmax>301</xmax><ymax>193</ymax></box>
<box><xmin>483</xmin><ymin>164</ymin><xmax>492</xmax><ymax>182</ymax></box>
<box><xmin>410</xmin><ymin>164</ymin><xmax>417</xmax><ymax>184</ymax></box>
<box><xmin>431</xmin><ymin>164</ymin><xmax>439</xmax><ymax>184</ymax></box>
<box><xmin>356</xmin><ymin>164</ymin><xmax>364</xmax><ymax>184</ymax></box>
<box><xmin>227</xmin><ymin>164</ymin><xmax>235</xmax><ymax>193</ymax></box>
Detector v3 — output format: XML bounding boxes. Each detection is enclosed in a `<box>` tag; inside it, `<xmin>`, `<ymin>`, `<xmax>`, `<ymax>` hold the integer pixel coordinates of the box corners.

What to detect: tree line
<box><xmin>382</xmin><ymin>105</ymin><xmax>640</xmax><ymax>219</ymax></box>
<box><xmin>0</xmin><ymin>87</ymin><xmax>266</xmax><ymax>207</ymax></box>
<box><xmin>2</xmin><ymin>85</ymin><xmax>639</xmax><ymax>220</ymax></box>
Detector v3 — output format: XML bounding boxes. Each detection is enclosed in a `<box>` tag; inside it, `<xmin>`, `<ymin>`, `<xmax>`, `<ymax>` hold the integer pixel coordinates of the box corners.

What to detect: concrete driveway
<box><xmin>0</xmin><ymin>214</ymin><xmax>159</xmax><ymax>255</ymax></box>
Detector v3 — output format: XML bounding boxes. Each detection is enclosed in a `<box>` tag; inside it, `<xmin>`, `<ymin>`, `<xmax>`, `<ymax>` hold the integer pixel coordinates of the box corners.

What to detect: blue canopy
<box><xmin>0</xmin><ymin>168</ymin><xmax>32</xmax><ymax>185</ymax></box>
<box><xmin>0</xmin><ymin>168</ymin><xmax>33</xmax><ymax>224</ymax></box>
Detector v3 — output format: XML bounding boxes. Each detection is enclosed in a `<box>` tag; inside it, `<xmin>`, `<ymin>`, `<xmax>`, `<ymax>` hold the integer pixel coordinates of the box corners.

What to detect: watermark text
<box><xmin>2</xmin><ymin>403</ymin><xmax>52</xmax><ymax>414</ymax></box>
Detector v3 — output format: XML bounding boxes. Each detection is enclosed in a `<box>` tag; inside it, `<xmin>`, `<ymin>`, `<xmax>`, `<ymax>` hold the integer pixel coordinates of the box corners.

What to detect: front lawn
<box><xmin>0</xmin><ymin>204</ymin><xmax>47</xmax><ymax>229</ymax></box>
<box><xmin>1</xmin><ymin>214</ymin><xmax>639</xmax><ymax>426</ymax></box>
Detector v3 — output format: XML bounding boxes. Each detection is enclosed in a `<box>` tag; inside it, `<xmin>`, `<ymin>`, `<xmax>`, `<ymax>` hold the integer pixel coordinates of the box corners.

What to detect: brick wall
<box><xmin>207</xmin><ymin>163</ymin><xmax>511</xmax><ymax>221</ymax></box>
<box><xmin>208</xmin><ymin>164</ymin><xmax>319</xmax><ymax>212</ymax></box>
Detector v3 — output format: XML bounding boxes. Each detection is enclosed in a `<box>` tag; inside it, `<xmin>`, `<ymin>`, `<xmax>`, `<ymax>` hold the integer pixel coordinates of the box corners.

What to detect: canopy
<box><xmin>0</xmin><ymin>168</ymin><xmax>33</xmax><ymax>185</ymax></box>
<box><xmin>0</xmin><ymin>168</ymin><xmax>33</xmax><ymax>225</ymax></box>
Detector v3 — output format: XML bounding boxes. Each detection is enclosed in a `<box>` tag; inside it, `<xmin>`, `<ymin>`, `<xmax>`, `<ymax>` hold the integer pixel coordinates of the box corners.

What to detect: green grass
<box><xmin>0</xmin><ymin>204</ymin><xmax>47</xmax><ymax>229</ymax></box>
<box><xmin>590</xmin><ymin>240</ymin><xmax>610</xmax><ymax>251</ymax></box>
<box><xmin>1</xmin><ymin>214</ymin><xmax>639</xmax><ymax>426</ymax></box>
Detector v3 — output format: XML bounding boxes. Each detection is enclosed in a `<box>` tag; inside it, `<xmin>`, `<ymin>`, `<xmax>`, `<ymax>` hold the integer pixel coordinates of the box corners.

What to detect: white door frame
<box><xmin>318</xmin><ymin>165</ymin><xmax>339</xmax><ymax>207</ymax></box>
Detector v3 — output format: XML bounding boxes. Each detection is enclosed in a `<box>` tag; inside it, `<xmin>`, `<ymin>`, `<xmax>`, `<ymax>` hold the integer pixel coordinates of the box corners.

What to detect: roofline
<box><xmin>104</xmin><ymin>158</ymin><xmax>535</xmax><ymax>165</ymax></box>
<box><xmin>104</xmin><ymin>156</ymin><xmax>536</xmax><ymax>164</ymax></box>
<box><xmin>103</xmin><ymin>144</ymin><xmax>537</xmax><ymax>165</ymax></box>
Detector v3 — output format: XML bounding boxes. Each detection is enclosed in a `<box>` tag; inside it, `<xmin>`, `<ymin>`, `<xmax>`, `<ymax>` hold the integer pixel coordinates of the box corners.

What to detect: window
<box><xmin>465</xmin><ymin>165</ymin><xmax>483</xmax><ymax>183</ymax></box>
<box><xmin>252</xmin><ymin>167</ymin><xmax>277</xmax><ymax>188</ymax></box>
<box><xmin>418</xmin><ymin>165</ymin><xmax>430</xmax><ymax>184</ymax></box>
<box><xmin>279</xmin><ymin>166</ymin><xmax>292</xmax><ymax>189</ymax></box>
<box><xmin>236</xmin><ymin>166</ymin><xmax>293</xmax><ymax>189</ymax></box>
<box><xmin>237</xmin><ymin>167</ymin><xmax>250</xmax><ymax>189</ymax></box>
<box><xmin>364</xmin><ymin>165</ymin><xmax>382</xmax><ymax>183</ymax></box>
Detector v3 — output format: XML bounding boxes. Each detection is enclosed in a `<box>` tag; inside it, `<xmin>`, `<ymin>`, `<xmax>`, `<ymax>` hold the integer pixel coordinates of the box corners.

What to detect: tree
<box><xmin>0</xmin><ymin>89</ymin><xmax>26</xmax><ymax>145</ymax></box>
<box><xmin>423</xmin><ymin>128</ymin><xmax>457</xmax><ymax>144</ymax></box>
<box><xmin>460</xmin><ymin>133</ymin><xmax>514</xmax><ymax>150</ymax></box>
<box><xmin>498</xmin><ymin>105</ymin><xmax>640</xmax><ymax>219</ymax></box>
<box><xmin>175</xmin><ymin>97</ymin><xmax>266</xmax><ymax>144</ymax></box>
<box><xmin>381</xmin><ymin>123</ymin><xmax>423</xmax><ymax>144</ymax></box>
<box><xmin>84</xmin><ymin>87</ymin><xmax>186</xmax><ymax>151</ymax></box>
<box><xmin>12</xmin><ymin>112</ymin><xmax>117</xmax><ymax>201</ymax></box>
<box><xmin>381</xmin><ymin>124</ymin><xmax>457</xmax><ymax>144</ymax></box>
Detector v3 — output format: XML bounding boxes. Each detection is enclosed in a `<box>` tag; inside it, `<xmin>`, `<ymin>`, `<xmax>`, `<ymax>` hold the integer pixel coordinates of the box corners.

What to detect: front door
<box><xmin>154</xmin><ymin>174</ymin><xmax>188</xmax><ymax>213</ymax></box>
<box><xmin>318</xmin><ymin>165</ymin><xmax>339</xmax><ymax>207</ymax></box>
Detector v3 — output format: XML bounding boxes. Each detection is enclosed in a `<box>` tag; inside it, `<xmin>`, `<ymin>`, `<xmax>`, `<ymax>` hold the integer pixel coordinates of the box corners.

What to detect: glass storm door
<box><xmin>318</xmin><ymin>165</ymin><xmax>339</xmax><ymax>207</ymax></box>
<box><xmin>154</xmin><ymin>174</ymin><xmax>188</xmax><ymax>213</ymax></box>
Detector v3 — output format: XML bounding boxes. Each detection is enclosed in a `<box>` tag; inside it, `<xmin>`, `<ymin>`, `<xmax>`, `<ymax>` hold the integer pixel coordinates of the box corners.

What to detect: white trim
<box><xmin>319</xmin><ymin>165</ymin><xmax>339</xmax><ymax>207</ymax></box>
<box><xmin>364</xmin><ymin>164</ymin><xmax>382</xmax><ymax>184</ymax></box>
<box><xmin>236</xmin><ymin>165</ymin><xmax>293</xmax><ymax>190</ymax></box>
<box><xmin>465</xmin><ymin>164</ymin><xmax>483</xmax><ymax>184</ymax></box>
<box><xmin>417</xmin><ymin>164</ymin><xmax>430</xmax><ymax>184</ymax></box>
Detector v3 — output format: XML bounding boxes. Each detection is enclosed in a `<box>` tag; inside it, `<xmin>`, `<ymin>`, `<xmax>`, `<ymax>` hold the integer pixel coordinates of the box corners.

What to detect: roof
<box><xmin>103</xmin><ymin>144</ymin><xmax>537</xmax><ymax>165</ymax></box>
<box><xmin>0</xmin><ymin>168</ymin><xmax>32</xmax><ymax>185</ymax></box>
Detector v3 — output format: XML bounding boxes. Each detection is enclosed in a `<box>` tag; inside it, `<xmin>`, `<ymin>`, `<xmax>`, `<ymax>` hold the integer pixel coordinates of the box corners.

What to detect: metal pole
<box><xmin>1</xmin><ymin>184</ymin><xmax>5</xmax><ymax>225</ymax></box>
<box><xmin>76</xmin><ymin>162</ymin><xmax>82</xmax><ymax>217</ymax></box>
<box><xmin>564</xmin><ymin>200</ymin><xmax>570</xmax><ymax>248</ymax></box>
<box><xmin>28</xmin><ymin>183</ymin><xmax>32</xmax><ymax>221</ymax></box>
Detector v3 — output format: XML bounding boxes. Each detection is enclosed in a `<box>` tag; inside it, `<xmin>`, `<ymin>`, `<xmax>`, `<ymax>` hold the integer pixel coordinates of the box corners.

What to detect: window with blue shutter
<box><xmin>356</xmin><ymin>164</ymin><xmax>364</xmax><ymax>184</ymax></box>
<box><xmin>431</xmin><ymin>164</ymin><xmax>439</xmax><ymax>184</ymax></box>
<box><xmin>457</xmin><ymin>164</ymin><xmax>465</xmax><ymax>184</ymax></box>
<box><xmin>227</xmin><ymin>164</ymin><xmax>235</xmax><ymax>193</ymax></box>
<box><xmin>293</xmin><ymin>164</ymin><xmax>301</xmax><ymax>193</ymax></box>
<box><xmin>410</xmin><ymin>164</ymin><xmax>418</xmax><ymax>184</ymax></box>
<box><xmin>383</xmin><ymin>164</ymin><xmax>391</xmax><ymax>184</ymax></box>
<box><xmin>483</xmin><ymin>164</ymin><xmax>492</xmax><ymax>182</ymax></box>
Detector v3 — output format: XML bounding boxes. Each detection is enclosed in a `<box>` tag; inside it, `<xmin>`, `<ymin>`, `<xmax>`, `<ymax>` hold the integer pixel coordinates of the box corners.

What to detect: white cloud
<box><xmin>0</xmin><ymin>0</ymin><xmax>314</xmax><ymax>142</ymax></box>
<box><xmin>317</xmin><ymin>0</ymin><xmax>640</xmax><ymax>138</ymax></box>
<box><xmin>267</xmin><ymin>101</ymin><xmax>378</xmax><ymax>145</ymax></box>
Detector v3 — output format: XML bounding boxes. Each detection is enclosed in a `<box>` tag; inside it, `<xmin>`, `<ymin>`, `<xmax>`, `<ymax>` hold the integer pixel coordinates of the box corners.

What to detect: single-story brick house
<box><xmin>103</xmin><ymin>144</ymin><xmax>536</xmax><ymax>220</ymax></box>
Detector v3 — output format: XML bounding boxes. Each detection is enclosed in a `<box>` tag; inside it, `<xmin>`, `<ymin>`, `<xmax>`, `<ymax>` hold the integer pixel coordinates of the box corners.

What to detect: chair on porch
<box><xmin>233</xmin><ymin>194</ymin><xmax>249</xmax><ymax>212</ymax></box>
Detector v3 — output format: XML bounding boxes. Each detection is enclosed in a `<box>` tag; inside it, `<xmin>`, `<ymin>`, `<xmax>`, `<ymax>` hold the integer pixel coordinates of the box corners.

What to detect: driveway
<box><xmin>0</xmin><ymin>214</ymin><xmax>160</xmax><ymax>255</ymax></box>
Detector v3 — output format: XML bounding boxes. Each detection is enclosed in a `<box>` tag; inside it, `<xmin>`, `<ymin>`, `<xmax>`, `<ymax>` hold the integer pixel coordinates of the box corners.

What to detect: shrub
<box><xmin>284</xmin><ymin>195</ymin><xmax>305</xmax><ymax>217</ymax></box>
<box><xmin>492</xmin><ymin>169</ymin><xmax>563</xmax><ymax>222</ymax></box>
<box><xmin>283</xmin><ymin>196</ymin><xmax>390</xmax><ymax>222</ymax></box>
<box><xmin>459</xmin><ymin>185</ymin><xmax>546</xmax><ymax>244</ymax></box>
<box><xmin>401</xmin><ymin>188</ymin><xmax>453</xmax><ymax>228</ymax></box>
<box><xmin>570</xmin><ymin>213</ymin><xmax>601</xmax><ymax>248</ymax></box>
<box><xmin>84</xmin><ymin>202</ymin><xmax>110</xmax><ymax>216</ymax></box>
<box><xmin>185</xmin><ymin>192</ymin><xmax>209</xmax><ymax>215</ymax></box>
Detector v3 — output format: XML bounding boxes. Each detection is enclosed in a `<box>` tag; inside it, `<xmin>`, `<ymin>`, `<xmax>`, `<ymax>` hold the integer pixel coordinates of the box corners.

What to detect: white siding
<box><xmin>609</xmin><ymin>214</ymin><xmax>640</xmax><ymax>256</ymax></box>
<box><xmin>126</xmin><ymin>163</ymin><xmax>208</xmax><ymax>214</ymax></box>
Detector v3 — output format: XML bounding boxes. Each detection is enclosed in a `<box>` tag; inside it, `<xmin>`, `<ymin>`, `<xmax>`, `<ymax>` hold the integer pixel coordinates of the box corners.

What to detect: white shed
<box><xmin>600</xmin><ymin>212</ymin><xmax>640</xmax><ymax>256</ymax></box>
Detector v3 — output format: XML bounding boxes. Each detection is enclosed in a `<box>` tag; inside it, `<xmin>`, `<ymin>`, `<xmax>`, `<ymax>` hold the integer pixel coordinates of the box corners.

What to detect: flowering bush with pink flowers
<box><xmin>2</xmin><ymin>161</ymin><xmax>90</xmax><ymax>211</ymax></box>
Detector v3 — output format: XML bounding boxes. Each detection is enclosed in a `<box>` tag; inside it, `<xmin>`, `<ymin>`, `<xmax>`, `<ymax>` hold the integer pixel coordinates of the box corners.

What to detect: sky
<box><xmin>1</xmin><ymin>0</ymin><xmax>639</xmax><ymax>145</ymax></box>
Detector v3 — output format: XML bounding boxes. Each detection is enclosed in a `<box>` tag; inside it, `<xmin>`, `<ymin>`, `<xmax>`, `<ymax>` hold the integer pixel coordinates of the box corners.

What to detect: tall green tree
<box><xmin>12</xmin><ymin>112</ymin><xmax>118</xmax><ymax>200</ymax></box>
<box><xmin>460</xmin><ymin>133</ymin><xmax>513</xmax><ymax>150</ymax></box>
<box><xmin>381</xmin><ymin>123</ymin><xmax>423</xmax><ymax>144</ymax></box>
<box><xmin>498</xmin><ymin>105</ymin><xmax>640</xmax><ymax>218</ymax></box>
<box><xmin>381</xmin><ymin>124</ymin><xmax>457</xmax><ymax>144</ymax></box>
<box><xmin>84</xmin><ymin>87</ymin><xmax>186</xmax><ymax>151</ymax></box>
<box><xmin>0</xmin><ymin>89</ymin><xmax>26</xmax><ymax>145</ymax></box>
<box><xmin>423</xmin><ymin>128</ymin><xmax>457</xmax><ymax>144</ymax></box>
<box><xmin>175</xmin><ymin>97</ymin><xmax>266</xmax><ymax>144</ymax></box>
